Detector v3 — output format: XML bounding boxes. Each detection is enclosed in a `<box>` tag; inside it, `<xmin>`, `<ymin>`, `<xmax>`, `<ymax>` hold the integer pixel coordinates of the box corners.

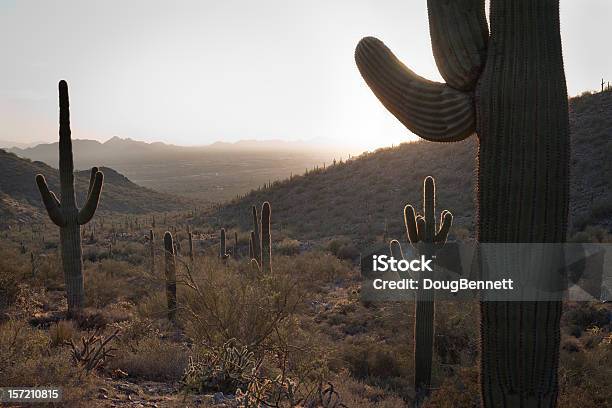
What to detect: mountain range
<box><xmin>0</xmin><ymin>149</ymin><xmax>189</xmax><ymax>224</ymax></box>
<box><xmin>9</xmin><ymin>138</ymin><xmax>341</xmax><ymax>202</ymax></box>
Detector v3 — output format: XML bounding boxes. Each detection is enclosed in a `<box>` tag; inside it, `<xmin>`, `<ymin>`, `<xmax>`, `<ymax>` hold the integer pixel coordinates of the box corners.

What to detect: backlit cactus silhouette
<box><xmin>251</xmin><ymin>205</ymin><xmax>262</xmax><ymax>265</ymax></box>
<box><xmin>188</xmin><ymin>228</ymin><xmax>194</xmax><ymax>262</ymax></box>
<box><xmin>149</xmin><ymin>229</ymin><xmax>155</xmax><ymax>273</ymax></box>
<box><xmin>393</xmin><ymin>176</ymin><xmax>452</xmax><ymax>403</ymax></box>
<box><xmin>356</xmin><ymin>1</ymin><xmax>569</xmax><ymax>406</ymax></box>
<box><xmin>249</xmin><ymin>202</ymin><xmax>272</xmax><ymax>273</ymax></box>
<box><xmin>219</xmin><ymin>228</ymin><xmax>229</xmax><ymax>259</ymax></box>
<box><xmin>36</xmin><ymin>80</ymin><xmax>104</xmax><ymax>314</ymax></box>
<box><xmin>164</xmin><ymin>231</ymin><xmax>177</xmax><ymax>321</ymax></box>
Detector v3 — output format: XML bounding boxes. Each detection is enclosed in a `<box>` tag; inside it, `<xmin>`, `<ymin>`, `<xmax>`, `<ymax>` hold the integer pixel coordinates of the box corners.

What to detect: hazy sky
<box><xmin>1</xmin><ymin>0</ymin><xmax>611</xmax><ymax>151</ymax></box>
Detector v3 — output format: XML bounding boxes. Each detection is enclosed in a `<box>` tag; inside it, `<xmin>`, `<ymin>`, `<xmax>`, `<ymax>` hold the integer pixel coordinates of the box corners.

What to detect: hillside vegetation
<box><xmin>0</xmin><ymin>149</ymin><xmax>189</xmax><ymax>222</ymax></box>
<box><xmin>211</xmin><ymin>90</ymin><xmax>612</xmax><ymax>246</ymax></box>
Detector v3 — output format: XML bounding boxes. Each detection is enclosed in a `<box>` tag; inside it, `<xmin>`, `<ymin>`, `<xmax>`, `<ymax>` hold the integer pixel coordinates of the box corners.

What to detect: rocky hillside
<box><xmin>0</xmin><ymin>149</ymin><xmax>190</xmax><ymax>223</ymax></box>
<box><xmin>210</xmin><ymin>90</ymin><xmax>612</xmax><ymax>245</ymax></box>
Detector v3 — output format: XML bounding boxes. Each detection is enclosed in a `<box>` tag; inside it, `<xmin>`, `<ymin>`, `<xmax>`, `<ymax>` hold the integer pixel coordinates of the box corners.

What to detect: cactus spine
<box><xmin>356</xmin><ymin>1</ymin><xmax>568</xmax><ymax>406</ymax></box>
<box><xmin>36</xmin><ymin>80</ymin><xmax>104</xmax><ymax>314</ymax></box>
<box><xmin>164</xmin><ymin>232</ymin><xmax>177</xmax><ymax>321</ymax></box>
<box><xmin>403</xmin><ymin>177</ymin><xmax>452</xmax><ymax>403</ymax></box>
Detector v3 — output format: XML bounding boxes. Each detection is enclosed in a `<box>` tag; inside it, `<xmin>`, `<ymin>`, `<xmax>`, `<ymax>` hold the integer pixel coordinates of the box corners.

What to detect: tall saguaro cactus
<box><xmin>251</xmin><ymin>205</ymin><xmax>262</xmax><ymax>265</ymax></box>
<box><xmin>356</xmin><ymin>1</ymin><xmax>569</xmax><ymax>406</ymax></box>
<box><xmin>36</xmin><ymin>80</ymin><xmax>104</xmax><ymax>314</ymax></box>
<box><xmin>403</xmin><ymin>177</ymin><xmax>452</xmax><ymax>403</ymax></box>
<box><xmin>219</xmin><ymin>228</ymin><xmax>229</xmax><ymax>259</ymax></box>
<box><xmin>149</xmin><ymin>229</ymin><xmax>155</xmax><ymax>273</ymax></box>
<box><xmin>249</xmin><ymin>202</ymin><xmax>272</xmax><ymax>273</ymax></box>
<box><xmin>164</xmin><ymin>232</ymin><xmax>177</xmax><ymax>321</ymax></box>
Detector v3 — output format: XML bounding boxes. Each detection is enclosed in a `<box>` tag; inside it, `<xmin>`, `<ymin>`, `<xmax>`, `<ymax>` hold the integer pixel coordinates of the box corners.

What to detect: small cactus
<box><xmin>164</xmin><ymin>232</ymin><xmax>177</xmax><ymax>321</ymax></box>
<box><xmin>188</xmin><ymin>228</ymin><xmax>194</xmax><ymax>261</ymax></box>
<box><xmin>249</xmin><ymin>231</ymin><xmax>255</xmax><ymax>259</ymax></box>
<box><xmin>251</xmin><ymin>206</ymin><xmax>262</xmax><ymax>265</ymax></box>
<box><xmin>36</xmin><ymin>80</ymin><xmax>104</xmax><ymax>314</ymax></box>
<box><xmin>249</xmin><ymin>202</ymin><xmax>272</xmax><ymax>273</ymax></box>
<box><xmin>149</xmin><ymin>229</ymin><xmax>155</xmax><ymax>273</ymax></box>
<box><xmin>219</xmin><ymin>228</ymin><xmax>229</xmax><ymax>259</ymax></box>
<box><xmin>234</xmin><ymin>231</ymin><xmax>238</xmax><ymax>258</ymax></box>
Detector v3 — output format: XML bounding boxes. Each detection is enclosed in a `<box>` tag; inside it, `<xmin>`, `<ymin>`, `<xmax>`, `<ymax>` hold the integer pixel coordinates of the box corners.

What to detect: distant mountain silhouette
<box><xmin>0</xmin><ymin>149</ymin><xmax>189</xmax><ymax>223</ymax></box>
<box><xmin>9</xmin><ymin>137</ymin><xmax>332</xmax><ymax>169</ymax></box>
<box><xmin>0</xmin><ymin>140</ymin><xmax>46</xmax><ymax>149</ymax></box>
<box><xmin>9</xmin><ymin>137</ymin><xmax>184</xmax><ymax>168</ymax></box>
<box><xmin>8</xmin><ymin>137</ymin><xmax>341</xmax><ymax>202</ymax></box>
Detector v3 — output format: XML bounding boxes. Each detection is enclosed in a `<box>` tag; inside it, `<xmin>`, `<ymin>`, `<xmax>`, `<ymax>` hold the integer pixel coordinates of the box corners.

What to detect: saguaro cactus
<box><xmin>356</xmin><ymin>1</ymin><xmax>568</xmax><ymax>406</ymax></box>
<box><xmin>234</xmin><ymin>231</ymin><xmax>238</xmax><ymax>258</ymax></box>
<box><xmin>219</xmin><ymin>228</ymin><xmax>229</xmax><ymax>259</ymax></box>
<box><xmin>36</xmin><ymin>80</ymin><xmax>104</xmax><ymax>314</ymax></box>
<box><xmin>260</xmin><ymin>202</ymin><xmax>272</xmax><ymax>273</ymax></box>
<box><xmin>164</xmin><ymin>232</ymin><xmax>177</xmax><ymax>321</ymax></box>
<box><xmin>402</xmin><ymin>176</ymin><xmax>452</xmax><ymax>403</ymax></box>
<box><xmin>251</xmin><ymin>205</ymin><xmax>262</xmax><ymax>265</ymax></box>
<box><xmin>149</xmin><ymin>229</ymin><xmax>155</xmax><ymax>273</ymax></box>
<box><xmin>188</xmin><ymin>228</ymin><xmax>194</xmax><ymax>262</ymax></box>
<box><xmin>249</xmin><ymin>202</ymin><xmax>272</xmax><ymax>273</ymax></box>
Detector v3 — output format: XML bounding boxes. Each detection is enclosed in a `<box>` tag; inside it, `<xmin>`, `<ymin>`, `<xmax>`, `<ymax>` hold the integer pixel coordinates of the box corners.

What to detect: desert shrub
<box><xmin>49</xmin><ymin>320</ymin><xmax>78</xmax><ymax>347</ymax></box>
<box><xmin>108</xmin><ymin>336</ymin><xmax>188</xmax><ymax>381</ymax></box>
<box><xmin>0</xmin><ymin>270</ymin><xmax>20</xmax><ymax>313</ymax></box>
<box><xmin>562</xmin><ymin>303</ymin><xmax>610</xmax><ymax>337</ymax></box>
<box><xmin>136</xmin><ymin>291</ymin><xmax>169</xmax><ymax>320</ymax></box>
<box><xmin>330</xmin><ymin>373</ymin><xmax>405</xmax><ymax>407</ymax></box>
<box><xmin>84</xmin><ymin>260</ymin><xmax>154</xmax><ymax>307</ymax></box>
<box><xmin>0</xmin><ymin>319</ymin><xmax>93</xmax><ymax>406</ymax></box>
<box><xmin>182</xmin><ymin>339</ymin><xmax>260</xmax><ymax>394</ymax></box>
<box><xmin>106</xmin><ymin>241</ymin><xmax>146</xmax><ymax>264</ymax></box>
<box><xmin>337</xmin><ymin>243</ymin><xmax>360</xmax><ymax>261</ymax></box>
<box><xmin>328</xmin><ymin>238</ymin><xmax>352</xmax><ymax>256</ymax></box>
<box><xmin>558</xmin><ymin>339</ymin><xmax>612</xmax><ymax>407</ymax></box>
<box><xmin>181</xmin><ymin>256</ymin><xmax>302</xmax><ymax>350</ymax></box>
<box><xmin>561</xmin><ymin>335</ymin><xmax>582</xmax><ymax>353</ymax></box>
<box><xmin>0</xmin><ymin>248</ymin><xmax>27</xmax><ymax>313</ymax></box>
<box><xmin>33</xmin><ymin>253</ymin><xmax>63</xmax><ymax>289</ymax></box>
<box><xmin>277</xmin><ymin>252</ymin><xmax>353</xmax><ymax>293</ymax></box>
<box><xmin>276</xmin><ymin>238</ymin><xmax>301</xmax><ymax>256</ymax></box>
<box><xmin>424</xmin><ymin>366</ymin><xmax>480</xmax><ymax>408</ymax></box>
<box><xmin>434</xmin><ymin>302</ymin><xmax>479</xmax><ymax>365</ymax></box>
<box><xmin>341</xmin><ymin>343</ymin><xmax>407</xmax><ymax>381</ymax></box>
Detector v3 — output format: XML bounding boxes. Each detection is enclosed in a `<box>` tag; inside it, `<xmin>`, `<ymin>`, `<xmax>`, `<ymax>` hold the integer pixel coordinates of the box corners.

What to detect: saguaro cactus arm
<box><xmin>261</xmin><ymin>202</ymin><xmax>272</xmax><ymax>273</ymax></box>
<box><xmin>35</xmin><ymin>174</ymin><xmax>65</xmax><ymax>227</ymax></box>
<box><xmin>427</xmin><ymin>0</ymin><xmax>489</xmax><ymax>90</ymax></box>
<box><xmin>78</xmin><ymin>167</ymin><xmax>104</xmax><ymax>225</ymax></box>
<box><xmin>355</xmin><ymin>37</ymin><xmax>476</xmax><ymax>142</ymax></box>
<box><xmin>403</xmin><ymin>177</ymin><xmax>453</xmax><ymax>247</ymax></box>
